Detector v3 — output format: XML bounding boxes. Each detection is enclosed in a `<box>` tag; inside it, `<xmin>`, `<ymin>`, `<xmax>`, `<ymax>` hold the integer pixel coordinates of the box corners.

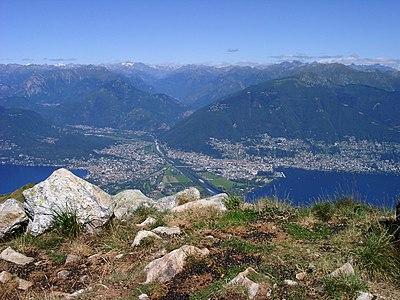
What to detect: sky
<box><xmin>1</xmin><ymin>0</ymin><xmax>400</xmax><ymax>67</ymax></box>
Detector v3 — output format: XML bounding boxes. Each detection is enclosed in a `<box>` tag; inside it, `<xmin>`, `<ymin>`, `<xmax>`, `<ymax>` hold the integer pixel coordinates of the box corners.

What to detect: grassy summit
<box><xmin>0</xmin><ymin>196</ymin><xmax>399</xmax><ymax>299</ymax></box>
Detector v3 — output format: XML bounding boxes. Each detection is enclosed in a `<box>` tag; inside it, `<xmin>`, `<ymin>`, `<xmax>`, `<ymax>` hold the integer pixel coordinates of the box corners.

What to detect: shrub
<box><xmin>312</xmin><ymin>201</ymin><xmax>335</xmax><ymax>222</ymax></box>
<box><xmin>223</xmin><ymin>194</ymin><xmax>242</xmax><ymax>210</ymax></box>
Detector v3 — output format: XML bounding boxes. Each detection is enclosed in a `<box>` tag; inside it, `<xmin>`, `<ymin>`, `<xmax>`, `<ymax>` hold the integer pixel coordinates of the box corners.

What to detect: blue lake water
<box><xmin>247</xmin><ymin>167</ymin><xmax>400</xmax><ymax>208</ymax></box>
<box><xmin>0</xmin><ymin>164</ymin><xmax>87</xmax><ymax>194</ymax></box>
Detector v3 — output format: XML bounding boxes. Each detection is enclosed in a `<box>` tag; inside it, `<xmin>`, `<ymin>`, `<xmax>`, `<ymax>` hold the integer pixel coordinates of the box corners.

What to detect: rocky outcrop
<box><xmin>113</xmin><ymin>189</ymin><xmax>155</xmax><ymax>220</ymax></box>
<box><xmin>131</xmin><ymin>230</ymin><xmax>161</xmax><ymax>247</ymax></box>
<box><xmin>171</xmin><ymin>193</ymin><xmax>227</xmax><ymax>213</ymax></box>
<box><xmin>0</xmin><ymin>198</ymin><xmax>29</xmax><ymax>239</ymax></box>
<box><xmin>228</xmin><ymin>267</ymin><xmax>260</xmax><ymax>299</ymax></box>
<box><xmin>0</xmin><ymin>247</ymin><xmax>34</xmax><ymax>265</ymax></box>
<box><xmin>155</xmin><ymin>188</ymin><xmax>201</xmax><ymax>211</ymax></box>
<box><xmin>23</xmin><ymin>168</ymin><xmax>115</xmax><ymax>236</ymax></box>
<box><xmin>144</xmin><ymin>245</ymin><xmax>209</xmax><ymax>283</ymax></box>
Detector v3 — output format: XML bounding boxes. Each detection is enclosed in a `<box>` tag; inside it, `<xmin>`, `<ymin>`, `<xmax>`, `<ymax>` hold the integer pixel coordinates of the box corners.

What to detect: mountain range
<box><xmin>0</xmin><ymin>61</ymin><xmax>399</xmax><ymax>158</ymax></box>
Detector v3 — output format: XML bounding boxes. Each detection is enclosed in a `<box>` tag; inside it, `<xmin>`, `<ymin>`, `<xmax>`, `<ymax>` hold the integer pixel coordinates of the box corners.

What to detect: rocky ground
<box><xmin>0</xmin><ymin>169</ymin><xmax>399</xmax><ymax>299</ymax></box>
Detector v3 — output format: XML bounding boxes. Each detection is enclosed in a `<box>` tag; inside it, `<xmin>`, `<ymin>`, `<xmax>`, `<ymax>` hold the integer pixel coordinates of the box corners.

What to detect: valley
<box><xmin>1</xmin><ymin>61</ymin><xmax>400</xmax><ymax>203</ymax></box>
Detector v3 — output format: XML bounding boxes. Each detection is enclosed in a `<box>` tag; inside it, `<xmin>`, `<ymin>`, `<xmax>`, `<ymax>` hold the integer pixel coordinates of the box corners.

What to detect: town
<box><xmin>1</xmin><ymin>127</ymin><xmax>399</xmax><ymax>196</ymax></box>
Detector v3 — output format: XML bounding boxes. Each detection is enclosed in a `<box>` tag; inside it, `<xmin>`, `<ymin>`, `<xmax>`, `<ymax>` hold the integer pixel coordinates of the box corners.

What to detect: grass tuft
<box><xmin>312</xmin><ymin>201</ymin><xmax>335</xmax><ymax>222</ymax></box>
<box><xmin>51</xmin><ymin>205</ymin><xmax>85</xmax><ymax>238</ymax></box>
<box><xmin>356</xmin><ymin>226</ymin><xmax>400</xmax><ymax>281</ymax></box>
<box><xmin>322</xmin><ymin>275</ymin><xmax>367</xmax><ymax>299</ymax></box>
<box><xmin>223</xmin><ymin>194</ymin><xmax>242</xmax><ymax>210</ymax></box>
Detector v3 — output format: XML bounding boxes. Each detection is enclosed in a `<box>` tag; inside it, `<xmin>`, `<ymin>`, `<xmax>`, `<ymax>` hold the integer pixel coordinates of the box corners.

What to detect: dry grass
<box><xmin>1</xmin><ymin>197</ymin><xmax>399</xmax><ymax>299</ymax></box>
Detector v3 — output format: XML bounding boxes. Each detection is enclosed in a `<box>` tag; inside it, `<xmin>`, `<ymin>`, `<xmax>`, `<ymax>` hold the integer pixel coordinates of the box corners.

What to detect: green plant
<box><xmin>224</xmin><ymin>194</ymin><xmax>242</xmax><ymax>210</ymax></box>
<box><xmin>212</xmin><ymin>208</ymin><xmax>258</xmax><ymax>229</ymax></box>
<box><xmin>322</xmin><ymin>275</ymin><xmax>367</xmax><ymax>299</ymax></box>
<box><xmin>356</xmin><ymin>227</ymin><xmax>400</xmax><ymax>281</ymax></box>
<box><xmin>312</xmin><ymin>201</ymin><xmax>335</xmax><ymax>222</ymax></box>
<box><xmin>220</xmin><ymin>239</ymin><xmax>274</xmax><ymax>253</ymax></box>
<box><xmin>286</xmin><ymin>223</ymin><xmax>331</xmax><ymax>240</ymax></box>
<box><xmin>49</xmin><ymin>252</ymin><xmax>66</xmax><ymax>263</ymax></box>
<box><xmin>51</xmin><ymin>205</ymin><xmax>86</xmax><ymax>238</ymax></box>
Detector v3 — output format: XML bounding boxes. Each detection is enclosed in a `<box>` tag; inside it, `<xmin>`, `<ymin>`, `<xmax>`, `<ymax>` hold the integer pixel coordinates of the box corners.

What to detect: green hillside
<box><xmin>163</xmin><ymin>78</ymin><xmax>400</xmax><ymax>153</ymax></box>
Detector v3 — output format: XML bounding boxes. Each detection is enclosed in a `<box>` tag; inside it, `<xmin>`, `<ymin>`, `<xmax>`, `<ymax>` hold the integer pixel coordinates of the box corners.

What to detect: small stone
<box><xmin>284</xmin><ymin>279</ymin><xmax>298</xmax><ymax>286</ymax></box>
<box><xmin>0</xmin><ymin>271</ymin><xmax>13</xmax><ymax>283</ymax></box>
<box><xmin>65</xmin><ymin>254</ymin><xmax>81</xmax><ymax>265</ymax></box>
<box><xmin>356</xmin><ymin>292</ymin><xmax>374</xmax><ymax>300</ymax></box>
<box><xmin>295</xmin><ymin>272</ymin><xmax>306</xmax><ymax>281</ymax></box>
<box><xmin>0</xmin><ymin>247</ymin><xmax>34</xmax><ymax>265</ymax></box>
<box><xmin>88</xmin><ymin>253</ymin><xmax>101</xmax><ymax>260</ymax></box>
<box><xmin>17</xmin><ymin>278</ymin><xmax>33</xmax><ymax>290</ymax></box>
<box><xmin>331</xmin><ymin>262</ymin><xmax>355</xmax><ymax>277</ymax></box>
<box><xmin>138</xmin><ymin>294</ymin><xmax>150</xmax><ymax>300</ymax></box>
<box><xmin>80</xmin><ymin>275</ymin><xmax>90</xmax><ymax>283</ymax></box>
<box><xmin>131</xmin><ymin>230</ymin><xmax>161</xmax><ymax>247</ymax></box>
<box><xmin>307</xmin><ymin>263</ymin><xmax>316</xmax><ymax>273</ymax></box>
<box><xmin>66</xmin><ymin>288</ymin><xmax>86</xmax><ymax>299</ymax></box>
<box><xmin>228</xmin><ymin>267</ymin><xmax>260</xmax><ymax>299</ymax></box>
<box><xmin>115</xmin><ymin>253</ymin><xmax>124</xmax><ymax>259</ymax></box>
<box><xmin>57</xmin><ymin>270</ymin><xmax>70</xmax><ymax>279</ymax></box>
<box><xmin>152</xmin><ymin>226</ymin><xmax>181</xmax><ymax>235</ymax></box>
<box><xmin>144</xmin><ymin>245</ymin><xmax>209</xmax><ymax>283</ymax></box>
<box><xmin>136</xmin><ymin>217</ymin><xmax>156</xmax><ymax>227</ymax></box>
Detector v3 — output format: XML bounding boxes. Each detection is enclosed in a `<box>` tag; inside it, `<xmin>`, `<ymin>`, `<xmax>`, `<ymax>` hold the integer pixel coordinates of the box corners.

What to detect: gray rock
<box><xmin>284</xmin><ymin>279</ymin><xmax>298</xmax><ymax>286</ymax></box>
<box><xmin>295</xmin><ymin>272</ymin><xmax>306</xmax><ymax>281</ymax></box>
<box><xmin>113</xmin><ymin>189</ymin><xmax>155</xmax><ymax>220</ymax></box>
<box><xmin>17</xmin><ymin>278</ymin><xmax>33</xmax><ymax>290</ymax></box>
<box><xmin>155</xmin><ymin>188</ymin><xmax>201</xmax><ymax>211</ymax></box>
<box><xmin>0</xmin><ymin>199</ymin><xmax>29</xmax><ymax>238</ymax></box>
<box><xmin>132</xmin><ymin>230</ymin><xmax>161</xmax><ymax>247</ymax></box>
<box><xmin>23</xmin><ymin>168</ymin><xmax>115</xmax><ymax>236</ymax></box>
<box><xmin>65</xmin><ymin>254</ymin><xmax>81</xmax><ymax>265</ymax></box>
<box><xmin>57</xmin><ymin>270</ymin><xmax>71</xmax><ymax>279</ymax></box>
<box><xmin>138</xmin><ymin>294</ymin><xmax>150</xmax><ymax>300</ymax></box>
<box><xmin>331</xmin><ymin>262</ymin><xmax>355</xmax><ymax>277</ymax></box>
<box><xmin>66</xmin><ymin>288</ymin><xmax>86</xmax><ymax>299</ymax></box>
<box><xmin>152</xmin><ymin>226</ymin><xmax>181</xmax><ymax>235</ymax></box>
<box><xmin>0</xmin><ymin>270</ymin><xmax>13</xmax><ymax>283</ymax></box>
<box><xmin>356</xmin><ymin>292</ymin><xmax>375</xmax><ymax>300</ymax></box>
<box><xmin>144</xmin><ymin>245</ymin><xmax>209</xmax><ymax>283</ymax></box>
<box><xmin>228</xmin><ymin>267</ymin><xmax>260</xmax><ymax>299</ymax></box>
<box><xmin>136</xmin><ymin>217</ymin><xmax>157</xmax><ymax>227</ymax></box>
<box><xmin>171</xmin><ymin>193</ymin><xmax>228</xmax><ymax>213</ymax></box>
<box><xmin>0</xmin><ymin>247</ymin><xmax>34</xmax><ymax>265</ymax></box>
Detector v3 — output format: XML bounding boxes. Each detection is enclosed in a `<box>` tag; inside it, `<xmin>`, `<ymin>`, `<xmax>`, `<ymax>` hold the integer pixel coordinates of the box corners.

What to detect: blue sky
<box><xmin>1</xmin><ymin>0</ymin><xmax>400</xmax><ymax>66</ymax></box>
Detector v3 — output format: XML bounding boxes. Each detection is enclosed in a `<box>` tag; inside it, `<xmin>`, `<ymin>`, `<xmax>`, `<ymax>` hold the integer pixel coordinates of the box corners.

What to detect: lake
<box><xmin>247</xmin><ymin>167</ymin><xmax>400</xmax><ymax>208</ymax></box>
<box><xmin>0</xmin><ymin>164</ymin><xmax>87</xmax><ymax>194</ymax></box>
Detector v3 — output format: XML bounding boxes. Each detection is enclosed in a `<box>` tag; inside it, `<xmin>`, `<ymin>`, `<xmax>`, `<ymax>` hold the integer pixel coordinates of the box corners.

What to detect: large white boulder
<box><xmin>144</xmin><ymin>245</ymin><xmax>209</xmax><ymax>283</ymax></box>
<box><xmin>113</xmin><ymin>189</ymin><xmax>155</xmax><ymax>220</ymax></box>
<box><xmin>171</xmin><ymin>193</ymin><xmax>227</xmax><ymax>213</ymax></box>
<box><xmin>155</xmin><ymin>188</ymin><xmax>201</xmax><ymax>211</ymax></box>
<box><xmin>23</xmin><ymin>168</ymin><xmax>115</xmax><ymax>236</ymax></box>
<box><xmin>0</xmin><ymin>199</ymin><xmax>29</xmax><ymax>238</ymax></box>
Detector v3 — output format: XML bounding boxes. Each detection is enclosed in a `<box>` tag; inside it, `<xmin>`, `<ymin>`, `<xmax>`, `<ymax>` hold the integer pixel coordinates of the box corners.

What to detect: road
<box><xmin>154</xmin><ymin>139</ymin><xmax>222</xmax><ymax>196</ymax></box>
